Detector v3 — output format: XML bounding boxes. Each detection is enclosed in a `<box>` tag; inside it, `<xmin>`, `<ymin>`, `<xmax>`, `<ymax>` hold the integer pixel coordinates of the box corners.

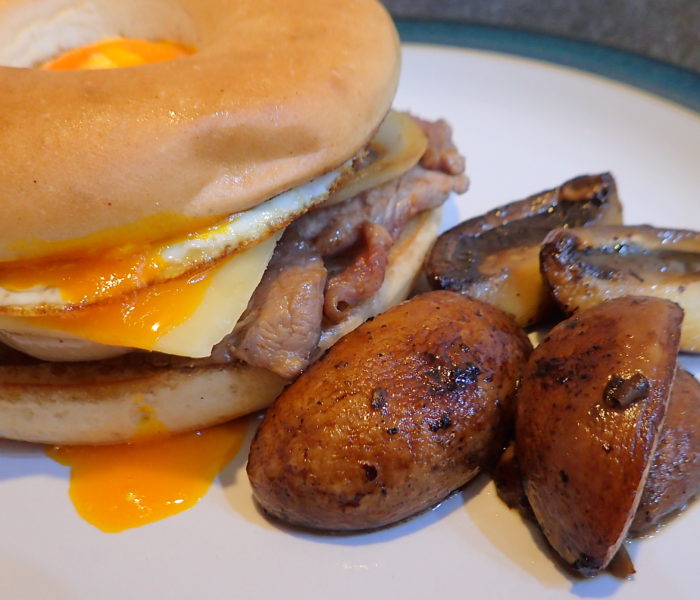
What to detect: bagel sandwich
<box><xmin>0</xmin><ymin>0</ymin><xmax>468</xmax><ymax>444</ymax></box>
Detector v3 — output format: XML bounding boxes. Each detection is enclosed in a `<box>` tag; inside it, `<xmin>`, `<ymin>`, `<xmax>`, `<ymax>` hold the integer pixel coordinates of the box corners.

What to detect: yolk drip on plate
<box><xmin>43</xmin><ymin>39</ymin><xmax>243</xmax><ymax>533</ymax></box>
<box><xmin>46</xmin><ymin>418</ymin><xmax>248</xmax><ymax>533</ymax></box>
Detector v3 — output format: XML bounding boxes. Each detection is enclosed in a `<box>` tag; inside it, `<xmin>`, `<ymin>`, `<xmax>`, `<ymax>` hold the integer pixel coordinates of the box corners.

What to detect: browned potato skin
<box><xmin>631</xmin><ymin>368</ymin><xmax>700</xmax><ymax>534</ymax></box>
<box><xmin>516</xmin><ymin>296</ymin><xmax>682</xmax><ymax>576</ymax></box>
<box><xmin>247</xmin><ymin>290</ymin><xmax>532</xmax><ymax>531</ymax></box>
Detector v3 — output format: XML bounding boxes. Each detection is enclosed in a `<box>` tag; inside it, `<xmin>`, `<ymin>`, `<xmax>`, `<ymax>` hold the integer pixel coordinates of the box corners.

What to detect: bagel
<box><xmin>0</xmin><ymin>1</ymin><xmax>469</xmax><ymax>445</ymax></box>
<box><xmin>0</xmin><ymin>0</ymin><xmax>399</xmax><ymax>259</ymax></box>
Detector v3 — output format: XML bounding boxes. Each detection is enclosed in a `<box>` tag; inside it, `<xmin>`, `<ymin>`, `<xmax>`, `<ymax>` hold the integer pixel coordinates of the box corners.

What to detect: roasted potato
<box><xmin>247</xmin><ymin>290</ymin><xmax>532</xmax><ymax>531</ymax></box>
<box><xmin>516</xmin><ymin>296</ymin><xmax>682</xmax><ymax>576</ymax></box>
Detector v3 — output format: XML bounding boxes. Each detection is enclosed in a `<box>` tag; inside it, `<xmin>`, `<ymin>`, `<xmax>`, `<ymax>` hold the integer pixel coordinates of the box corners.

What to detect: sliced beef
<box><xmin>412</xmin><ymin>116</ymin><xmax>466</xmax><ymax>176</ymax></box>
<box><xmin>323</xmin><ymin>222</ymin><xmax>393</xmax><ymax>323</ymax></box>
<box><xmin>305</xmin><ymin>164</ymin><xmax>467</xmax><ymax>258</ymax></box>
<box><xmin>318</xmin><ymin>165</ymin><xmax>466</xmax><ymax>320</ymax></box>
<box><xmin>225</xmin><ymin>115</ymin><xmax>467</xmax><ymax>378</ymax></box>
<box><xmin>222</xmin><ymin>234</ymin><xmax>327</xmax><ymax>378</ymax></box>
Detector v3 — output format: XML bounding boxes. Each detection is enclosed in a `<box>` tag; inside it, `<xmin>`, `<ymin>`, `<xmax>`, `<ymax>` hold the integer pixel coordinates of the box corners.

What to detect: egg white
<box><xmin>0</xmin><ymin>167</ymin><xmax>344</xmax><ymax>310</ymax></box>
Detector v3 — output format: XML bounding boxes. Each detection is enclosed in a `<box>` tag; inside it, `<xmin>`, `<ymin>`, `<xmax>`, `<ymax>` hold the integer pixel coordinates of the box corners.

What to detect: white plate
<box><xmin>1</xmin><ymin>44</ymin><xmax>699</xmax><ymax>600</ymax></box>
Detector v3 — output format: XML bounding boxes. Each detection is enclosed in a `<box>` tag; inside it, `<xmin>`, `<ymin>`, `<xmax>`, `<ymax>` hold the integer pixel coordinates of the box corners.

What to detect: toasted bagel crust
<box><xmin>0</xmin><ymin>209</ymin><xmax>442</xmax><ymax>444</ymax></box>
<box><xmin>0</xmin><ymin>0</ymin><xmax>399</xmax><ymax>260</ymax></box>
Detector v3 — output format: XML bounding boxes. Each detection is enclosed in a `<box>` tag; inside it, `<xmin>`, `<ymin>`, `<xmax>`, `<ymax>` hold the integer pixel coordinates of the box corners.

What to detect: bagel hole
<box><xmin>0</xmin><ymin>0</ymin><xmax>197</xmax><ymax>68</ymax></box>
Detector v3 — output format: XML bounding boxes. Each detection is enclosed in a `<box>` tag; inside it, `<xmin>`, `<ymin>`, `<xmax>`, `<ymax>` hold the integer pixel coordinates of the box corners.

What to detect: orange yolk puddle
<box><xmin>42</xmin><ymin>39</ymin><xmax>241</xmax><ymax>534</ymax></box>
<box><xmin>46</xmin><ymin>418</ymin><xmax>248</xmax><ymax>533</ymax></box>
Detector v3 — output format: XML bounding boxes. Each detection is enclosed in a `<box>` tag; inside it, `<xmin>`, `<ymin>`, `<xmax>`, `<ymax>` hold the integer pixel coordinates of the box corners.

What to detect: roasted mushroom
<box><xmin>631</xmin><ymin>368</ymin><xmax>700</xmax><ymax>534</ymax></box>
<box><xmin>247</xmin><ymin>291</ymin><xmax>531</xmax><ymax>531</ymax></box>
<box><xmin>541</xmin><ymin>225</ymin><xmax>700</xmax><ymax>352</ymax></box>
<box><xmin>516</xmin><ymin>296</ymin><xmax>682</xmax><ymax>576</ymax></box>
<box><xmin>495</xmin><ymin>367</ymin><xmax>700</xmax><ymax>569</ymax></box>
<box><xmin>425</xmin><ymin>173</ymin><xmax>622</xmax><ymax>327</ymax></box>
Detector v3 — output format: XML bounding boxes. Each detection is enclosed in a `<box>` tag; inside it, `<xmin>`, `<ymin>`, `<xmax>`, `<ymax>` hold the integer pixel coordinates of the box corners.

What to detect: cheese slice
<box><xmin>156</xmin><ymin>233</ymin><xmax>278</xmax><ymax>356</ymax></box>
<box><xmin>0</xmin><ymin>234</ymin><xmax>278</xmax><ymax>358</ymax></box>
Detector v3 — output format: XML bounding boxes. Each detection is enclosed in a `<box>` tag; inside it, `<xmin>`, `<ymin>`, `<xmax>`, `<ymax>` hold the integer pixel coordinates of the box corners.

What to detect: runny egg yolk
<box><xmin>46</xmin><ymin>418</ymin><xmax>249</xmax><ymax>533</ymax></box>
<box><xmin>44</xmin><ymin>39</ymin><xmax>242</xmax><ymax>533</ymax></box>
<box><xmin>32</xmin><ymin>37</ymin><xmax>212</xmax><ymax>351</ymax></box>
<box><xmin>0</xmin><ymin>246</ymin><xmax>166</xmax><ymax>305</ymax></box>
<box><xmin>36</xmin><ymin>264</ymin><xmax>218</xmax><ymax>350</ymax></box>
<box><xmin>42</xmin><ymin>38</ymin><xmax>192</xmax><ymax>70</ymax></box>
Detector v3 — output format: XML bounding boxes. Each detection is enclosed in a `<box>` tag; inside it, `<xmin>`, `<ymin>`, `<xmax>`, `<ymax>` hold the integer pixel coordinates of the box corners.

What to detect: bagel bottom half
<box><xmin>0</xmin><ymin>208</ymin><xmax>442</xmax><ymax>445</ymax></box>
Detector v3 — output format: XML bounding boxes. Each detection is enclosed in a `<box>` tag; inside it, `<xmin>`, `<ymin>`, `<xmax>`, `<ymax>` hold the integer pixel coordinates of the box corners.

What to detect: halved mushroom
<box><xmin>541</xmin><ymin>225</ymin><xmax>700</xmax><ymax>352</ymax></box>
<box><xmin>495</xmin><ymin>367</ymin><xmax>699</xmax><ymax>573</ymax></box>
<box><xmin>425</xmin><ymin>173</ymin><xmax>622</xmax><ymax>327</ymax></box>
<box><xmin>516</xmin><ymin>296</ymin><xmax>682</xmax><ymax>576</ymax></box>
<box><xmin>631</xmin><ymin>368</ymin><xmax>700</xmax><ymax>534</ymax></box>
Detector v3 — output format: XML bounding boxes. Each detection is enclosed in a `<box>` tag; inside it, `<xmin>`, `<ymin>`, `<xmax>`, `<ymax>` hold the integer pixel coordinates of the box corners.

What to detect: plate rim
<box><xmin>395</xmin><ymin>18</ymin><xmax>700</xmax><ymax>114</ymax></box>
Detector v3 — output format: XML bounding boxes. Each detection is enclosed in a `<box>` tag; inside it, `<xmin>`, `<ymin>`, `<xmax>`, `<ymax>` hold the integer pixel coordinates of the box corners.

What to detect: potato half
<box><xmin>516</xmin><ymin>296</ymin><xmax>682</xmax><ymax>576</ymax></box>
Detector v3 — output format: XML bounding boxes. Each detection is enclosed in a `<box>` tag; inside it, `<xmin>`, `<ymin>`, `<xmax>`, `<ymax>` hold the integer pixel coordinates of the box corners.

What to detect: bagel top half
<box><xmin>0</xmin><ymin>0</ymin><xmax>400</xmax><ymax>261</ymax></box>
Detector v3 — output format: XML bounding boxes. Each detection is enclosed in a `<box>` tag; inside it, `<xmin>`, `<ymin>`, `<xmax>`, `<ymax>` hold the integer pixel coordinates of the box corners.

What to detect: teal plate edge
<box><xmin>396</xmin><ymin>19</ymin><xmax>700</xmax><ymax>114</ymax></box>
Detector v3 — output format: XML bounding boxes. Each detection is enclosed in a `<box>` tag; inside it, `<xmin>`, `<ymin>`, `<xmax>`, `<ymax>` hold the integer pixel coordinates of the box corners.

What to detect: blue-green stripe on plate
<box><xmin>396</xmin><ymin>19</ymin><xmax>700</xmax><ymax>113</ymax></box>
